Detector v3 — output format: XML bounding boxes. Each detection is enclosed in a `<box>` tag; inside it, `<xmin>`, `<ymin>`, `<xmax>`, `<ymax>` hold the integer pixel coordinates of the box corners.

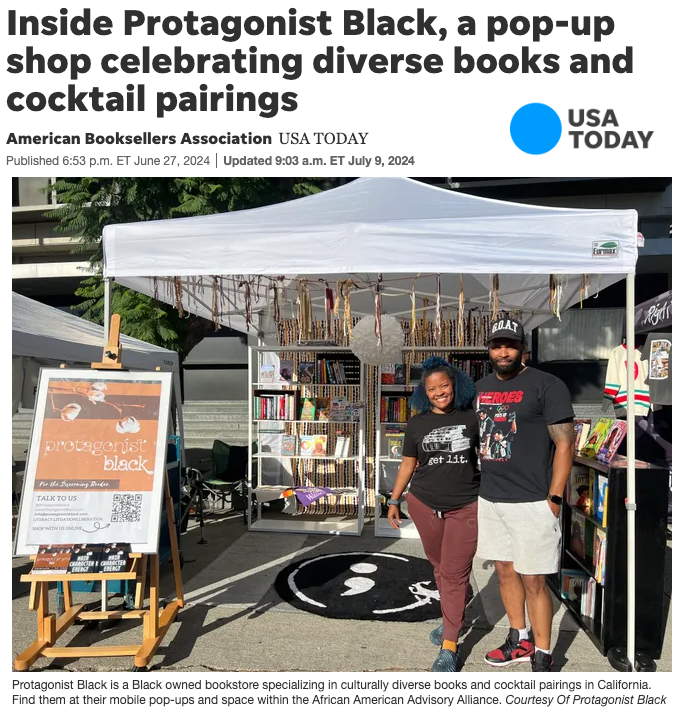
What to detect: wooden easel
<box><xmin>14</xmin><ymin>315</ymin><xmax>184</xmax><ymax>671</ymax></box>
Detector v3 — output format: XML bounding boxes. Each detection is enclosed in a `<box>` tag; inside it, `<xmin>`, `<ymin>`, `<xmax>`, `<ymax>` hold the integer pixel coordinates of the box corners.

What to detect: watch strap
<box><xmin>548</xmin><ymin>494</ymin><xmax>563</xmax><ymax>505</ymax></box>
<box><xmin>387</xmin><ymin>498</ymin><xmax>402</xmax><ymax>506</ymax></box>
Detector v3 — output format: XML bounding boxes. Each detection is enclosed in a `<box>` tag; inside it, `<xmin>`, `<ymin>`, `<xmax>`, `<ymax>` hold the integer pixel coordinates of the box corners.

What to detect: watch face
<box><xmin>549</xmin><ymin>495</ymin><xmax>562</xmax><ymax>504</ymax></box>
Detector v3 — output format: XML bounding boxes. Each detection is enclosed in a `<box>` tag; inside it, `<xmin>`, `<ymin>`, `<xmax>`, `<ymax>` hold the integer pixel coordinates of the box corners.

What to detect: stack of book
<box><xmin>254</xmin><ymin>392</ymin><xmax>298</xmax><ymax>420</ymax></box>
<box><xmin>381</xmin><ymin>396</ymin><xmax>409</xmax><ymax>423</ymax></box>
<box><xmin>580</xmin><ymin>418</ymin><xmax>628</xmax><ymax>464</ymax></box>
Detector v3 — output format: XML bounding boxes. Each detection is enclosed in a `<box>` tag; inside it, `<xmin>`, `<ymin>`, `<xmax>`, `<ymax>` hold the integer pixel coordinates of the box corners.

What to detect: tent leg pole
<box><xmin>626</xmin><ymin>273</ymin><xmax>636</xmax><ymax>672</ymax></box>
<box><xmin>104</xmin><ymin>277</ymin><xmax>113</xmax><ymax>345</ymax></box>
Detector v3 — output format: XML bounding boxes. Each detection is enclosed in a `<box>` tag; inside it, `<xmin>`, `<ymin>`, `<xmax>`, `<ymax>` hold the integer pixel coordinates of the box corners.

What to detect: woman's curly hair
<box><xmin>408</xmin><ymin>356</ymin><xmax>476</xmax><ymax>414</ymax></box>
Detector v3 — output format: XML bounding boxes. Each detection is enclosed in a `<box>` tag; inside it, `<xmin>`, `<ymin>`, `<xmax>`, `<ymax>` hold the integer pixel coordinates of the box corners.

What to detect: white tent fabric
<box><xmin>12</xmin><ymin>293</ymin><xmax>184</xmax><ymax>461</ymax></box>
<box><xmin>102</xmin><ymin>177</ymin><xmax>638</xmax><ymax>338</ymax></box>
<box><xmin>12</xmin><ymin>292</ymin><xmax>179</xmax><ymax>372</ymax></box>
<box><xmin>103</xmin><ymin>176</ymin><xmax>638</xmax><ymax>277</ymax></box>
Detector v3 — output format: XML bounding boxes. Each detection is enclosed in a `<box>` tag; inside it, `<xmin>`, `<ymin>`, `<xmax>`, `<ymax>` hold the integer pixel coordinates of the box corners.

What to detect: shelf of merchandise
<box><xmin>373</xmin><ymin>345</ymin><xmax>488</xmax><ymax>539</ymax></box>
<box><xmin>547</xmin><ymin>457</ymin><xmax>670</xmax><ymax>661</ymax></box>
<box><xmin>248</xmin><ymin>345</ymin><xmax>366</xmax><ymax>536</ymax></box>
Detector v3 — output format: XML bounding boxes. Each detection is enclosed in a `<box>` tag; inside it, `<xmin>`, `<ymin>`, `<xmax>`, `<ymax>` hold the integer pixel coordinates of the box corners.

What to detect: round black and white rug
<box><xmin>274</xmin><ymin>551</ymin><xmax>440</xmax><ymax>622</ymax></box>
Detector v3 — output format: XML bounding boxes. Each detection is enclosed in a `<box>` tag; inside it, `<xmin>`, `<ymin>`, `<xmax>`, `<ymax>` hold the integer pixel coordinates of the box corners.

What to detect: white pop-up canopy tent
<box><xmin>12</xmin><ymin>292</ymin><xmax>184</xmax><ymax>457</ymax></box>
<box><xmin>101</xmin><ymin>176</ymin><xmax>643</xmax><ymax>670</ymax></box>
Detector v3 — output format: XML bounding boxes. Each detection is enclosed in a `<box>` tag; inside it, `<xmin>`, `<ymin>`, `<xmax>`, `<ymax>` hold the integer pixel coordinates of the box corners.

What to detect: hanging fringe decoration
<box><xmin>325</xmin><ymin>284</ymin><xmax>334</xmax><ymax>338</ymax></box>
<box><xmin>374</xmin><ymin>274</ymin><xmax>383</xmax><ymax>347</ymax></box>
<box><xmin>490</xmin><ymin>274</ymin><xmax>499</xmax><ymax>321</ymax></box>
<box><xmin>341</xmin><ymin>279</ymin><xmax>356</xmax><ymax>337</ymax></box>
<box><xmin>549</xmin><ymin>275</ymin><xmax>563</xmax><ymax>320</ymax></box>
<box><xmin>238</xmin><ymin>278</ymin><xmax>253</xmax><ymax>331</ymax></box>
<box><xmin>296</xmin><ymin>279</ymin><xmax>313</xmax><ymax>340</ymax></box>
<box><xmin>152</xmin><ymin>277</ymin><xmax>159</xmax><ymax>303</ymax></box>
<box><xmin>410</xmin><ymin>277</ymin><xmax>417</xmax><ymax>354</ymax></box>
<box><xmin>435</xmin><ymin>275</ymin><xmax>442</xmax><ymax>344</ymax></box>
<box><xmin>211</xmin><ymin>276</ymin><xmax>220</xmax><ymax>331</ymax></box>
<box><xmin>333</xmin><ymin>280</ymin><xmax>342</xmax><ymax>317</ymax></box>
<box><xmin>581</xmin><ymin>274</ymin><xmax>591</xmax><ymax>306</ymax></box>
<box><xmin>174</xmin><ymin>276</ymin><xmax>184</xmax><ymax>317</ymax></box>
<box><xmin>272</xmin><ymin>281</ymin><xmax>281</xmax><ymax>327</ymax></box>
<box><xmin>458</xmin><ymin>275</ymin><xmax>465</xmax><ymax>347</ymax></box>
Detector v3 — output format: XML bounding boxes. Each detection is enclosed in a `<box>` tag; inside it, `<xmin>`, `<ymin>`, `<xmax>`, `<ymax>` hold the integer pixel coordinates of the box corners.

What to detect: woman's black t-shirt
<box><xmin>401</xmin><ymin>409</ymin><xmax>480</xmax><ymax>512</ymax></box>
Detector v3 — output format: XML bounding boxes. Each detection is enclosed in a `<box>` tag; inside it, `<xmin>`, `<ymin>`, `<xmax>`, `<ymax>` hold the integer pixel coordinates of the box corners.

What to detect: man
<box><xmin>475</xmin><ymin>317</ymin><xmax>575</xmax><ymax>672</ymax></box>
<box><xmin>477</xmin><ymin>409</ymin><xmax>495</xmax><ymax>458</ymax></box>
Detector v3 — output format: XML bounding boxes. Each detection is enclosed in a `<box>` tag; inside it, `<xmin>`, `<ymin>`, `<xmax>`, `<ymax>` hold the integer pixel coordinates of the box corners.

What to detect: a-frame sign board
<box><xmin>14</xmin><ymin>315</ymin><xmax>184</xmax><ymax>671</ymax></box>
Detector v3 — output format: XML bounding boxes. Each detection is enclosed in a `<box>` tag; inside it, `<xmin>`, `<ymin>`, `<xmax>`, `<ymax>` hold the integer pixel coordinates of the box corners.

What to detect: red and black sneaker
<box><xmin>484</xmin><ymin>628</ymin><xmax>534</xmax><ymax>667</ymax></box>
<box><xmin>531</xmin><ymin>649</ymin><xmax>554</xmax><ymax>672</ymax></box>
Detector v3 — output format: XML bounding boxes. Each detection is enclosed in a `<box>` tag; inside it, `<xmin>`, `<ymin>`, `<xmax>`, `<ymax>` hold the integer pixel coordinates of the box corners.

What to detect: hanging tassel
<box><xmin>238</xmin><ymin>278</ymin><xmax>253</xmax><ymax>331</ymax></box>
<box><xmin>549</xmin><ymin>274</ymin><xmax>556</xmax><ymax>314</ymax></box>
<box><xmin>333</xmin><ymin>280</ymin><xmax>342</xmax><ymax>317</ymax></box>
<box><xmin>458</xmin><ymin>275</ymin><xmax>465</xmax><ymax>347</ymax></box>
<box><xmin>374</xmin><ymin>274</ymin><xmax>383</xmax><ymax>346</ymax></box>
<box><xmin>410</xmin><ymin>277</ymin><xmax>417</xmax><ymax>355</ymax></box>
<box><xmin>435</xmin><ymin>275</ymin><xmax>442</xmax><ymax>344</ymax></box>
<box><xmin>342</xmin><ymin>279</ymin><xmax>355</xmax><ymax>337</ymax></box>
<box><xmin>152</xmin><ymin>277</ymin><xmax>159</xmax><ymax>303</ymax></box>
<box><xmin>490</xmin><ymin>275</ymin><xmax>499</xmax><ymax>321</ymax></box>
<box><xmin>174</xmin><ymin>276</ymin><xmax>184</xmax><ymax>317</ymax></box>
<box><xmin>325</xmin><ymin>285</ymin><xmax>334</xmax><ymax>338</ymax></box>
<box><xmin>211</xmin><ymin>276</ymin><xmax>220</xmax><ymax>331</ymax></box>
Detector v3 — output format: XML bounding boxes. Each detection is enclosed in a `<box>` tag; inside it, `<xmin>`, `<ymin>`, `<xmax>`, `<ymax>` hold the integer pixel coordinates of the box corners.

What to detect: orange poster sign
<box><xmin>14</xmin><ymin>369</ymin><xmax>173</xmax><ymax>555</ymax></box>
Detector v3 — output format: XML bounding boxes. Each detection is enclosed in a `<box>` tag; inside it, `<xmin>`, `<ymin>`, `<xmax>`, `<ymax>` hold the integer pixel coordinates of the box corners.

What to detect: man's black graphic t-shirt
<box><xmin>475</xmin><ymin>368</ymin><xmax>574</xmax><ymax>503</ymax></box>
<box><xmin>402</xmin><ymin>409</ymin><xmax>480</xmax><ymax>512</ymax></box>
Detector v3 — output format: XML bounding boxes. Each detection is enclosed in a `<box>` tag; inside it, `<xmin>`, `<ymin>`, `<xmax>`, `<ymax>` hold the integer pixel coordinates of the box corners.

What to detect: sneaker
<box><xmin>484</xmin><ymin>628</ymin><xmax>534</xmax><ymax>667</ymax></box>
<box><xmin>430</xmin><ymin>624</ymin><xmax>444</xmax><ymax>646</ymax></box>
<box><xmin>430</xmin><ymin>623</ymin><xmax>471</xmax><ymax>646</ymax></box>
<box><xmin>431</xmin><ymin>648</ymin><xmax>459</xmax><ymax>672</ymax></box>
<box><xmin>531</xmin><ymin>650</ymin><xmax>554</xmax><ymax>672</ymax></box>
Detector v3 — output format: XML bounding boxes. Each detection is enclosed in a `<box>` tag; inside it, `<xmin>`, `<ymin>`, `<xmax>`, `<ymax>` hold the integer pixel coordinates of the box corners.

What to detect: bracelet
<box><xmin>387</xmin><ymin>498</ymin><xmax>402</xmax><ymax>506</ymax></box>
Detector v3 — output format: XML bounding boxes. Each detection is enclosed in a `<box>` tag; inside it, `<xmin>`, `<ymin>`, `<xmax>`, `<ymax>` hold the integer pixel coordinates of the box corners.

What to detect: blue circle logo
<box><xmin>510</xmin><ymin>103</ymin><xmax>562</xmax><ymax>155</ymax></box>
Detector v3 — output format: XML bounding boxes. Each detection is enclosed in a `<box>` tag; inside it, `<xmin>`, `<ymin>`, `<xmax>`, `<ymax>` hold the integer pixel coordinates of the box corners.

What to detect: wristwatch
<box><xmin>387</xmin><ymin>498</ymin><xmax>402</xmax><ymax>506</ymax></box>
<box><xmin>547</xmin><ymin>494</ymin><xmax>563</xmax><ymax>505</ymax></box>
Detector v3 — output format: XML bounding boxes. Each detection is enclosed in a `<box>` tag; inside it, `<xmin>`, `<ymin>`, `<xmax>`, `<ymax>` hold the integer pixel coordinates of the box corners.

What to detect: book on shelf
<box><xmin>299</xmin><ymin>434</ymin><xmax>327</xmax><ymax>457</ymax></box>
<box><xmin>381</xmin><ymin>395</ymin><xmax>409</xmax><ymax>423</ymax></box>
<box><xmin>561</xmin><ymin>567</ymin><xmax>586</xmax><ymax>600</ymax></box>
<box><xmin>259</xmin><ymin>364</ymin><xmax>276</xmax><ymax>383</ymax></box>
<box><xmin>581</xmin><ymin>418</ymin><xmax>614</xmax><ymax>458</ymax></box>
<box><xmin>298</xmin><ymin>361</ymin><xmax>315</xmax><ymax>384</ymax></box>
<box><xmin>279</xmin><ymin>360</ymin><xmax>295</xmax><ymax>382</ymax></box>
<box><xmin>394</xmin><ymin>363</ymin><xmax>407</xmax><ymax>384</ymax></box>
<box><xmin>388</xmin><ymin>436</ymin><xmax>404</xmax><ymax>459</ymax></box>
<box><xmin>574</xmin><ymin>419</ymin><xmax>591</xmax><ymax>452</ymax></box>
<box><xmin>330</xmin><ymin>396</ymin><xmax>351</xmax><ymax>421</ymax></box>
<box><xmin>568</xmin><ymin>464</ymin><xmax>592</xmax><ymax>515</ymax></box>
<box><xmin>31</xmin><ymin>544</ymin><xmax>75</xmax><ymax>575</ymax></box>
<box><xmin>381</xmin><ymin>364</ymin><xmax>396</xmax><ymax>385</ymax></box>
<box><xmin>597</xmin><ymin>420</ymin><xmax>628</xmax><ymax>465</ymax></box>
<box><xmin>595</xmin><ymin>474</ymin><xmax>608</xmax><ymax>523</ymax></box>
<box><xmin>334</xmin><ymin>435</ymin><xmax>351</xmax><ymax>458</ymax></box>
<box><xmin>593</xmin><ymin>529</ymin><xmax>607</xmax><ymax>584</ymax></box>
<box><xmin>384</xmin><ymin>424</ymin><xmax>407</xmax><ymax>435</ymax></box>
<box><xmin>570</xmin><ymin>508</ymin><xmax>586</xmax><ymax>560</ymax></box>
<box><xmin>254</xmin><ymin>392</ymin><xmax>297</xmax><ymax>420</ymax></box>
<box><xmin>299</xmin><ymin>397</ymin><xmax>316</xmax><ymax>421</ymax></box>
<box><xmin>409</xmin><ymin>364</ymin><xmax>423</xmax><ymax>386</ymax></box>
<box><xmin>565</xmin><ymin>572</ymin><xmax>588</xmax><ymax>603</ymax></box>
<box><xmin>281</xmin><ymin>435</ymin><xmax>297</xmax><ymax>456</ymax></box>
<box><xmin>316</xmin><ymin>397</ymin><xmax>330</xmax><ymax>421</ymax></box>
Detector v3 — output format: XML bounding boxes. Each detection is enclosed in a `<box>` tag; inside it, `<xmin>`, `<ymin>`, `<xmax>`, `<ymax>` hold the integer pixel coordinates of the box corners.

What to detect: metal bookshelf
<box><xmin>248</xmin><ymin>345</ymin><xmax>366</xmax><ymax>536</ymax></box>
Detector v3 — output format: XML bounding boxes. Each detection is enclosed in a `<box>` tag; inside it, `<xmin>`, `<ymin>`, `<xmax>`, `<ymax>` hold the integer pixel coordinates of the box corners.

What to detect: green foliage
<box><xmin>47</xmin><ymin>177</ymin><xmax>330</xmax><ymax>359</ymax></box>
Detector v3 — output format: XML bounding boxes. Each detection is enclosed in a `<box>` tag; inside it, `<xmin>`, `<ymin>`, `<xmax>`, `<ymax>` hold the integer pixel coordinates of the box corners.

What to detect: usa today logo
<box><xmin>510</xmin><ymin>103</ymin><xmax>654</xmax><ymax>154</ymax></box>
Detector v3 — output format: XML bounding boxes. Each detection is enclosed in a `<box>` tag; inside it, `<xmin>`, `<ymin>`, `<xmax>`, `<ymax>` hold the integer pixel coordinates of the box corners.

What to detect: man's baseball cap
<box><xmin>487</xmin><ymin>317</ymin><xmax>526</xmax><ymax>344</ymax></box>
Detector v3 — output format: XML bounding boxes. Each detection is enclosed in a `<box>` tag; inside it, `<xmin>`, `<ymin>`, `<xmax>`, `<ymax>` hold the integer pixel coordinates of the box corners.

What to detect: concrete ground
<box><xmin>12</xmin><ymin>512</ymin><xmax>671</xmax><ymax>673</ymax></box>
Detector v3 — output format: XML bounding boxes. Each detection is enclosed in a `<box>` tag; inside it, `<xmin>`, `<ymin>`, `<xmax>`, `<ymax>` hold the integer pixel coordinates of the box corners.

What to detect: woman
<box><xmin>387</xmin><ymin>357</ymin><xmax>480</xmax><ymax>672</ymax></box>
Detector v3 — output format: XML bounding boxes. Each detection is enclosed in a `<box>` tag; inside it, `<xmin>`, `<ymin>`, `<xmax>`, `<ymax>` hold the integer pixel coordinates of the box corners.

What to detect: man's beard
<box><xmin>490</xmin><ymin>353</ymin><xmax>523</xmax><ymax>375</ymax></box>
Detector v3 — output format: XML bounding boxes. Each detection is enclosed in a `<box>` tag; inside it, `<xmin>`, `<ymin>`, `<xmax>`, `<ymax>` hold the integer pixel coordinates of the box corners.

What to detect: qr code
<box><xmin>111</xmin><ymin>494</ymin><xmax>143</xmax><ymax>523</ymax></box>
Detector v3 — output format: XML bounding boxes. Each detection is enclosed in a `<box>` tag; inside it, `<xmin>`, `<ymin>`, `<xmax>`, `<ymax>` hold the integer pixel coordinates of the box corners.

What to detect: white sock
<box><xmin>535</xmin><ymin>647</ymin><xmax>551</xmax><ymax>655</ymax></box>
<box><xmin>517</xmin><ymin>628</ymin><xmax>529</xmax><ymax>641</ymax></box>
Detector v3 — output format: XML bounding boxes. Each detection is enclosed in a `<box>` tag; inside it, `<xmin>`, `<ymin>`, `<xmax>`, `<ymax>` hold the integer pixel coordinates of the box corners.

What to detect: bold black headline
<box><xmin>6</xmin><ymin>9</ymin><xmax>633</xmax><ymax>118</ymax></box>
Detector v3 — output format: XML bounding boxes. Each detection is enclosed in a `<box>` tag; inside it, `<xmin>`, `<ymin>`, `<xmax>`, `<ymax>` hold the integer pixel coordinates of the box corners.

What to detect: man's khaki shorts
<box><xmin>476</xmin><ymin>496</ymin><xmax>561</xmax><ymax>575</ymax></box>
